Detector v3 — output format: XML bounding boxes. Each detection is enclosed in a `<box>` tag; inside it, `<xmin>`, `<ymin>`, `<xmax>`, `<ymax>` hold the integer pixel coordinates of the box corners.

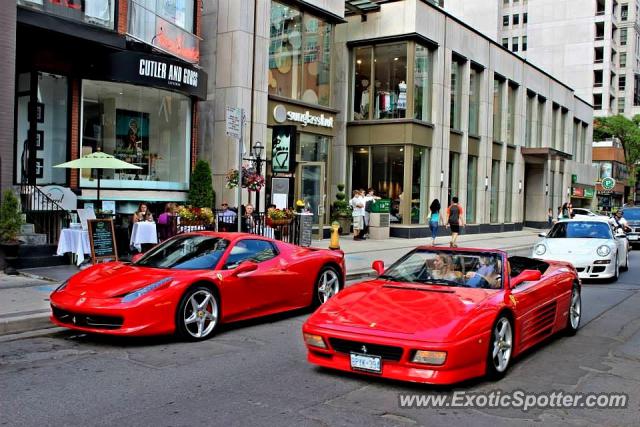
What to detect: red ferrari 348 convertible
<box><xmin>51</xmin><ymin>232</ymin><xmax>345</xmax><ymax>340</ymax></box>
<box><xmin>302</xmin><ymin>247</ymin><xmax>581</xmax><ymax>384</ymax></box>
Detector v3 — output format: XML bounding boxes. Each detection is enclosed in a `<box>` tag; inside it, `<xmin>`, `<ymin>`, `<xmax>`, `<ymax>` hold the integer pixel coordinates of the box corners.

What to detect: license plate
<box><xmin>350</xmin><ymin>352</ymin><xmax>382</xmax><ymax>373</ymax></box>
<box><xmin>628</xmin><ymin>235</ymin><xmax>638</xmax><ymax>240</ymax></box>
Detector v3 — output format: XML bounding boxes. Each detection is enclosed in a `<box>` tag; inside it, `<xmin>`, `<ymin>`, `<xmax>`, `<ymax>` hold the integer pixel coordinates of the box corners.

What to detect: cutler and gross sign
<box><xmin>271</xmin><ymin>126</ymin><xmax>297</xmax><ymax>173</ymax></box>
<box><xmin>273</xmin><ymin>104</ymin><xmax>334</xmax><ymax>128</ymax></box>
<box><xmin>102</xmin><ymin>52</ymin><xmax>207</xmax><ymax>99</ymax></box>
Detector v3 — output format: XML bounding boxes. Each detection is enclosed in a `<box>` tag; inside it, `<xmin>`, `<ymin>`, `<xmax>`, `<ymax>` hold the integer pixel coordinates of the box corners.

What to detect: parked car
<box><xmin>571</xmin><ymin>208</ymin><xmax>603</xmax><ymax>218</ymax></box>
<box><xmin>302</xmin><ymin>247</ymin><xmax>581</xmax><ymax>385</ymax></box>
<box><xmin>622</xmin><ymin>207</ymin><xmax>640</xmax><ymax>248</ymax></box>
<box><xmin>51</xmin><ymin>232</ymin><xmax>345</xmax><ymax>340</ymax></box>
<box><xmin>533</xmin><ymin>218</ymin><xmax>628</xmax><ymax>281</ymax></box>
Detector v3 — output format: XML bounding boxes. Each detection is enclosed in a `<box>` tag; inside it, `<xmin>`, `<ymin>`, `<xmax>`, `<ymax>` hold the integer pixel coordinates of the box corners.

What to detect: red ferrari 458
<box><xmin>303</xmin><ymin>247</ymin><xmax>581</xmax><ymax>384</ymax></box>
<box><xmin>51</xmin><ymin>232</ymin><xmax>345</xmax><ymax>340</ymax></box>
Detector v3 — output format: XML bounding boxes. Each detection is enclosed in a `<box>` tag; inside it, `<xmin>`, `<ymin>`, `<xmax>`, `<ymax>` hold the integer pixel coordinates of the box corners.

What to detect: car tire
<box><xmin>610</xmin><ymin>254</ymin><xmax>620</xmax><ymax>282</ymax></box>
<box><xmin>313</xmin><ymin>266</ymin><xmax>342</xmax><ymax>307</ymax></box>
<box><xmin>565</xmin><ymin>284</ymin><xmax>581</xmax><ymax>336</ymax></box>
<box><xmin>486</xmin><ymin>315</ymin><xmax>513</xmax><ymax>381</ymax></box>
<box><xmin>621</xmin><ymin>249</ymin><xmax>629</xmax><ymax>271</ymax></box>
<box><xmin>176</xmin><ymin>285</ymin><xmax>219</xmax><ymax>341</ymax></box>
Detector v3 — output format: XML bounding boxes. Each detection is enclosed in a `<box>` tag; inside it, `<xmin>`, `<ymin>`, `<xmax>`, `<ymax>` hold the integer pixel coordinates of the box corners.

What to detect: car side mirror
<box><xmin>131</xmin><ymin>253</ymin><xmax>144</xmax><ymax>263</ymax></box>
<box><xmin>231</xmin><ymin>261</ymin><xmax>258</xmax><ymax>277</ymax></box>
<box><xmin>372</xmin><ymin>260</ymin><xmax>385</xmax><ymax>276</ymax></box>
<box><xmin>538</xmin><ymin>232</ymin><xmax>547</xmax><ymax>238</ymax></box>
<box><xmin>510</xmin><ymin>269</ymin><xmax>542</xmax><ymax>288</ymax></box>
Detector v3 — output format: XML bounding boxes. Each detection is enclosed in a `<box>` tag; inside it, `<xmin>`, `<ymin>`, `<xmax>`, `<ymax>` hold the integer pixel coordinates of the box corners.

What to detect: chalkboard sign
<box><xmin>298</xmin><ymin>213</ymin><xmax>313</xmax><ymax>247</ymax></box>
<box><xmin>87</xmin><ymin>219</ymin><xmax>118</xmax><ymax>264</ymax></box>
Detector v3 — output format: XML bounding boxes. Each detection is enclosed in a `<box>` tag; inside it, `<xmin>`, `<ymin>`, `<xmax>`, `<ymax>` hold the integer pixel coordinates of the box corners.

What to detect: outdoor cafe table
<box><xmin>56</xmin><ymin>228</ymin><xmax>91</xmax><ymax>266</ymax></box>
<box><xmin>130</xmin><ymin>221</ymin><xmax>158</xmax><ymax>251</ymax></box>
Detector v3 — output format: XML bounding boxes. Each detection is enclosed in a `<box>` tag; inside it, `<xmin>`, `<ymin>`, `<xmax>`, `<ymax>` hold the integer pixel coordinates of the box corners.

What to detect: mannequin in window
<box><xmin>359</xmin><ymin>79</ymin><xmax>370</xmax><ymax>119</ymax></box>
<box><xmin>397</xmin><ymin>80</ymin><xmax>407</xmax><ymax>111</ymax></box>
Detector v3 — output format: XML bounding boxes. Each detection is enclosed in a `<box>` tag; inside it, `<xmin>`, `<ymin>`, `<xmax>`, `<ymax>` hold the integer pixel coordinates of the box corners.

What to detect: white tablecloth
<box><xmin>130</xmin><ymin>222</ymin><xmax>158</xmax><ymax>251</ymax></box>
<box><xmin>57</xmin><ymin>228</ymin><xmax>91</xmax><ymax>266</ymax></box>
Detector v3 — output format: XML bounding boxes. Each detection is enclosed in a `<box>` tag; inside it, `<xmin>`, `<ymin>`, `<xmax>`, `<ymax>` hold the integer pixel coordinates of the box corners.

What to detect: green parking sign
<box><xmin>601</xmin><ymin>177</ymin><xmax>616</xmax><ymax>191</ymax></box>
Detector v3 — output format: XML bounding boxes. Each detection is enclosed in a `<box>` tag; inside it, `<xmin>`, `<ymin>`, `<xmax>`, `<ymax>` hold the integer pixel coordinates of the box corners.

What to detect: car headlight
<box><xmin>303</xmin><ymin>333</ymin><xmax>327</xmax><ymax>349</ymax></box>
<box><xmin>121</xmin><ymin>277</ymin><xmax>173</xmax><ymax>303</ymax></box>
<box><xmin>54</xmin><ymin>280</ymin><xmax>69</xmax><ymax>293</ymax></box>
<box><xmin>596</xmin><ymin>245</ymin><xmax>611</xmax><ymax>257</ymax></box>
<box><xmin>534</xmin><ymin>244</ymin><xmax>547</xmax><ymax>256</ymax></box>
<box><xmin>412</xmin><ymin>350</ymin><xmax>447</xmax><ymax>365</ymax></box>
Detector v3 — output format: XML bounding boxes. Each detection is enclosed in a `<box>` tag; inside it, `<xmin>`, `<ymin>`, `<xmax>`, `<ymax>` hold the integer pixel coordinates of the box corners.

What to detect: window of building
<box><xmin>502</xmin><ymin>38</ymin><xmax>509</xmax><ymax>48</ymax></box>
<box><xmin>581</xmin><ymin>123</ymin><xmax>589</xmax><ymax>162</ymax></box>
<box><xmin>505</xmin><ymin>162</ymin><xmax>514</xmax><ymax>222</ymax></box>
<box><xmin>572</xmin><ymin>120</ymin><xmax>580</xmax><ymax>161</ymax></box>
<box><xmin>512</xmin><ymin>37</ymin><xmax>519</xmax><ymax>52</ymax></box>
<box><xmin>503</xmin><ymin>0</ymin><xmax>509</xmax><ymax>5</ymax></box>
<box><xmin>490</xmin><ymin>160</ymin><xmax>501</xmax><ymax>223</ymax></box>
<box><xmin>351</xmin><ymin>146</ymin><xmax>369</xmax><ymax>190</ymax></box>
<box><xmin>635</xmin><ymin>75</ymin><xmax>640</xmax><ymax>105</ymax></box>
<box><xmin>506</xmin><ymin>83</ymin><xmax>517</xmax><ymax>144</ymax></box>
<box><xmin>622</xmin><ymin>4</ymin><xmax>629</xmax><ymax>20</ymax></box>
<box><xmin>493</xmin><ymin>77</ymin><xmax>504</xmax><ymax>141</ymax></box>
<box><xmin>353</xmin><ymin>47</ymin><xmax>372</xmax><ymax>120</ymax></box>
<box><xmin>17</xmin><ymin>0</ymin><xmax>116</xmax><ymax>30</ymax></box>
<box><xmin>513</xmin><ymin>14</ymin><xmax>519</xmax><ymax>25</ymax></box>
<box><xmin>621</xmin><ymin>28</ymin><xmax>628</xmax><ymax>45</ymax></box>
<box><xmin>469</xmin><ymin>67</ymin><xmax>482</xmax><ymax>135</ymax></box>
<box><xmin>618</xmin><ymin>97</ymin><xmax>626</xmax><ymax>112</ymax></box>
<box><xmin>593</xmin><ymin>93</ymin><xmax>603</xmax><ymax>109</ymax></box>
<box><xmin>551</xmin><ymin>104</ymin><xmax>559</xmax><ymax>149</ymax></box>
<box><xmin>523</xmin><ymin>12</ymin><xmax>528</xmax><ymax>24</ymax></box>
<box><xmin>414</xmin><ymin>43</ymin><xmax>433</xmax><ymax>122</ymax></box>
<box><xmin>620</xmin><ymin>52</ymin><xmax>627</xmax><ymax>67</ymax></box>
<box><xmin>80</xmin><ymin>80</ymin><xmax>191</xmax><ymax>191</ymax></box>
<box><xmin>269</xmin><ymin>1</ymin><xmax>333</xmax><ymax>106</ymax></box>
<box><xmin>620</xmin><ymin>75</ymin><xmax>626</xmax><ymax>90</ymax></box>
<box><xmin>503</xmin><ymin>15</ymin><xmax>509</xmax><ymax>26</ymax></box>
<box><xmin>525</xmin><ymin>92</ymin><xmax>535</xmax><ymax>147</ymax></box>
<box><xmin>561</xmin><ymin>109</ymin><xmax>568</xmax><ymax>152</ymax></box>
<box><xmin>466</xmin><ymin>155</ymin><xmax>477</xmax><ymax>223</ymax></box>
<box><xmin>371</xmin><ymin>145</ymin><xmax>405</xmax><ymax>215</ymax></box>
<box><xmin>537</xmin><ymin>97</ymin><xmax>545</xmax><ymax>146</ymax></box>
<box><xmin>450</xmin><ymin>58</ymin><xmax>463</xmax><ymax>130</ymax></box>
<box><xmin>522</xmin><ymin>36</ymin><xmax>528</xmax><ymax>51</ymax></box>
<box><xmin>448</xmin><ymin>152</ymin><xmax>460</xmax><ymax>204</ymax></box>
<box><xmin>412</xmin><ymin>147</ymin><xmax>430</xmax><ymax>224</ymax></box>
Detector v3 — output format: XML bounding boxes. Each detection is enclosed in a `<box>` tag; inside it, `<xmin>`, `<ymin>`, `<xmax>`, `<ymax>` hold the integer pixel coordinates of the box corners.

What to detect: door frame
<box><xmin>295</xmin><ymin>161</ymin><xmax>326</xmax><ymax>236</ymax></box>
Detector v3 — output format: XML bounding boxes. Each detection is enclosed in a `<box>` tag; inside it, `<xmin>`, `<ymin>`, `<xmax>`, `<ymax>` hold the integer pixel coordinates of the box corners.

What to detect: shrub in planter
<box><xmin>331</xmin><ymin>184</ymin><xmax>352</xmax><ymax>235</ymax></box>
<box><xmin>189</xmin><ymin>160</ymin><xmax>215</xmax><ymax>209</ymax></box>
<box><xmin>0</xmin><ymin>190</ymin><xmax>24</xmax><ymax>270</ymax></box>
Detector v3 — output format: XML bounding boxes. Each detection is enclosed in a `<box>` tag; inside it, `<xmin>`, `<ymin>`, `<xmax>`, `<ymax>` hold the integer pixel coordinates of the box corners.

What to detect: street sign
<box><xmin>601</xmin><ymin>177</ymin><xmax>616</xmax><ymax>191</ymax></box>
<box><xmin>225</xmin><ymin>106</ymin><xmax>243</xmax><ymax>139</ymax></box>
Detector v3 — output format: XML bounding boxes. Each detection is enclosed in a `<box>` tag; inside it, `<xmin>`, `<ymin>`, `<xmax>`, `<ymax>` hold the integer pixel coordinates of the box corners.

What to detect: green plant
<box><xmin>188</xmin><ymin>160</ymin><xmax>215</xmax><ymax>209</ymax></box>
<box><xmin>0</xmin><ymin>190</ymin><xmax>23</xmax><ymax>243</ymax></box>
<box><xmin>331</xmin><ymin>184</ymin><xmax>352</xmax><ymax>220</ymax></box>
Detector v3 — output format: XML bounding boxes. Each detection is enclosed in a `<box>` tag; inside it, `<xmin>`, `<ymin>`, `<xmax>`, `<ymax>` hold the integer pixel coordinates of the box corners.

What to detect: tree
<box><xmin>188</xmin><ymin>160</ymin><xmax>215</xmax><ymax>209</ymax></box>
<box><xmin>593</xmin><ymin>114</ymin><xmax>640</xmax><ymax>189</ymax></box>
<box><xmin>0</xmin><ymin>190</ymin><xmax>23</xmax><ymax>243</ymax></box>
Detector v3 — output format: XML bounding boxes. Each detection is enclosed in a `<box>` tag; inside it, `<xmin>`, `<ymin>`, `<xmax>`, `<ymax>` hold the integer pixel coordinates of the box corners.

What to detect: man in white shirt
<box><xmin>350</xmin><ymin>190</ymin><xmax>366</xmax><ymax>240</ymax></box>
<box><xmin>362</xmin><ymin>188</ymin><xmax>380</xmax><ymax>239</ymax></box>
<box><xmin>610</xmin><ymin>210</ymin><xmax>631</xmax><ymax>233</ymax></box>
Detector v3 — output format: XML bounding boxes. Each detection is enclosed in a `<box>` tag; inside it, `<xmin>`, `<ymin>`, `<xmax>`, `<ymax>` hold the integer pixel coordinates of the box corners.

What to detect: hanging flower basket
<box><xmin>225</xmin><ymin>167</ymin><xmax>265</xmax><ymax>192</ymax></box>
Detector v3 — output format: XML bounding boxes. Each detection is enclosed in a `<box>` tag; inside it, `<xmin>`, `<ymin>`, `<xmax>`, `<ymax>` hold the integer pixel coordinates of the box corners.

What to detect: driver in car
<box><xmin>465</xmin><ymin>256</ymin><xmax>501</xmax><ymax>288</ymax></box>
<box><xmin>431</xmin><ymin>253</ymin><xmax>463</xmax><ymax>282</ymax></box>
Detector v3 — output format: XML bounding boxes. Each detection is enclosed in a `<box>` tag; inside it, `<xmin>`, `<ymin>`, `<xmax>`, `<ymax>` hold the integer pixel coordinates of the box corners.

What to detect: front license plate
<box><xmin>628</xmin><ymin>235</ymin><xmax>638</xmax><ymax>240</ymax></box>
<box><xmin>350</xmin><ymin>352</ymin><xmax>382</xmax><ymax>373</ymax></box>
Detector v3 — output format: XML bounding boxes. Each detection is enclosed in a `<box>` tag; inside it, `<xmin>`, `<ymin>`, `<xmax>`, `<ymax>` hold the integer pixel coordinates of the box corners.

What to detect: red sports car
<box><xmin>302</xmin><ymin>247</ymin><xmax>581</xmax><ymax>384</ymax></box>
<box><xmin>51</xmin><ymin>232</ymin><xmax>345</xmax><ymax>340</ymax></box>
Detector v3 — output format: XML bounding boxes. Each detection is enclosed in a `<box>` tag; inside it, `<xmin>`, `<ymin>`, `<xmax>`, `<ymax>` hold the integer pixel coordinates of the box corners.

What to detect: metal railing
<box><xmin>19</xmin><ymin>183</ymin><xmax>71</xmax><ymax>244</ymax></box>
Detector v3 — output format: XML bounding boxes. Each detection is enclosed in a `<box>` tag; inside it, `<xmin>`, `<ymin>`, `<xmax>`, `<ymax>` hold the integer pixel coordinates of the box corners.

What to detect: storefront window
<box><xmin>81</xmin><ymin>80</ymin><xmax>191</xmax><ymax>191</ymax></box>
<box><xmin>374</xmin><ymin>44</ymin><xmax>407</xmax><ymax>119</ymax></box>
<box><xmin>507</xmin><ymin>84</ymin><xmax>517</xmax><ymax>144</ymax></box>
<box><xmin>351</xmin><ymin>146</ymin><xmax>370</xmax><ymax>190</ymax></box>
<box><xmin>490</xmin><ymin>160</ymin><xmax>500</xmax><ymax>223</ymax></box>
<box><xmin>466</xmin><ymin>156</ymin><xmax>477</xmax><ymax>223</ymax></box>
<box><xmin>371</xmin><ymin>146</ymin><xmax>404</xmax><ymax>222</ymax></box>
<box><xmin>493</xmin><ymin>78</ymin><xmax>503</xmax><ymax>140</ymax></box>
<box><xmin>599</xmin><ymin>162</ymin><xmax>613</xmax><ymax>179</ymax></box>
<box><xmin>537</xmin><ymin>98</ymin><xmax>545</xmax><ymax>147</ymax></box>
<box><xmin>448</xmin><ymin>152</ymin><xmax>460</xmax><ymax>204</ymax></box>
<box><xmin>18</xmin><ymin>0</ymin><xmax>115</xmax><ymax>29</ymax></box>
<box><xmin>526</xmin><ymin>93</ymin><xmax>535</xmax><ymax>147</ymax></box>
<box><xmin>269</xmin><ymin>1</ymin><xmax>332</xmax><ymax>106</ymax></box>
<box><xmin>450</xmin><ymin>60</ymin><xmax>463</xmax><ymax>130</ymax></box>
<box><xmin>353</xmin><ymin>47</ymin><xmax>372</xmax><ymax>120</ymax></box>
<box><xmin>505</xmin><ymin>162</ymin><xmax>513</xmax><ymax>222</ymax></box>
<box><xmin>299</xmin><ymin>134</ymin><xmax>329</xmax><ymax>162</ymax></box>
<box><xmin>414</xmin><ymin>44</ymin><xmax>433</xmax><ymax>122</ymax></box>
<box><xmin>412</xmin><ymin>147</ymin><xmax>429</xmax><ymax>224</ymax></box>
<box><xmin>469</xmin><ymin>68</ymin><xmax>481</xmax><ymax>135</ymax></box>
<box><xmin>15</xmin><ymin>72</ymin><xmax>68</xmax><ymax>185</ymax></box>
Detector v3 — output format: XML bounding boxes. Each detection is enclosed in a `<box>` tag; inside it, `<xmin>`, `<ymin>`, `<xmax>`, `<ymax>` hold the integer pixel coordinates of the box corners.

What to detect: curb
<box><xmin>18</xmin><ymin>271</ymin><xmax>60</xmax><ymax>283</ymax></box>
<box><xmin>0</xmin><ymin>312</ymin><xmax>52</xmax><ymax>336</ymax></box>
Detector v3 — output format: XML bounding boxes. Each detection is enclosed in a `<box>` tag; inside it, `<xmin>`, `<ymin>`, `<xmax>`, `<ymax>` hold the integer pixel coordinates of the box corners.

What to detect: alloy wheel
<box><xmin>569</xmin><ymin>288</ymin><xmax>581</xmax><ymax>330</ymax></box>
<box><xmin>183</xmin><ymin>289</ymin><xmax>218</xmax><ymax>339</ymax></box>
<box><xmin>492</xmin><ymin>318</ymin><xmax>513</xmax><ymax>373</ymax></box>
<box><xmin>317</xmin><ymin>268</ymin><xmax>340</xmax><ymax>304</ymax></box>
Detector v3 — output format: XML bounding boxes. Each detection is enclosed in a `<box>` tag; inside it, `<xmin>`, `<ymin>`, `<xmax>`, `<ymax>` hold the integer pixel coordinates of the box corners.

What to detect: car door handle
<box><xmin>279</xmin><ymin>260</ymin><xmax>289</xmax><ymax>271</ymax></box>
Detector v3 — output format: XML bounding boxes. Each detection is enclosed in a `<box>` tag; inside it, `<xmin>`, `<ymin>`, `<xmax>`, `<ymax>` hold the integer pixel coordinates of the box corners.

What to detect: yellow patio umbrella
<box><xmin>54</xmin><ymin>151</ymin><xmax>142</xmax><ymax>202</ymax></box>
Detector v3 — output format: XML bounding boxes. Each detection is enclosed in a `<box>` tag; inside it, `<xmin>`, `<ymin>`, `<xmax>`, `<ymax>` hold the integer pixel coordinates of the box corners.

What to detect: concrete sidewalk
<box><xmin>0</xmin><ymin>229</ymin><xmax>541</xmax><ymax>337</ymax></box>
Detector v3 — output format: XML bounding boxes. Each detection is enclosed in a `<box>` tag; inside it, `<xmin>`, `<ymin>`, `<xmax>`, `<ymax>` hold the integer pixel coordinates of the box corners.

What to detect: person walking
<box><xmin>561</xmin><ymin>202</ymin><xmax>569</xmax><ymax>220</ymax></box>
<box><xmin>445</xmin><ymin>197</ymin><xmax>464</xmax><ymax>247</ymax></box>
<box><xmin>547</xmin><ymin>208</ymin><xmax>554</xmax><ymax>227</ymax></box>
<box><xmin>429</xmin><ymin>199</ymin><xmax>441</xmax><ymax>245</ymax></box>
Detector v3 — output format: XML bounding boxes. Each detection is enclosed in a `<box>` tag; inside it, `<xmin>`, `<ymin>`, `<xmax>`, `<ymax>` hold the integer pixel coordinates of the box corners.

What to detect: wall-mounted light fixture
<box><xmin>440</xmin><ymin>170</ymin><xmax>444</xmax><ymax>187</ymax></box>
<box><xmin>518</xmin><ymin>180</ymin><xmax>523</xmax><ymax>194</ymax></box>
<box><xmin>545</xmin><ymin>183</ymin><xmax>549</xmax><ymax>195</ymax></box>
<box><xmin>485</xmin><ymin>176</ymin><xmax>489</xmax><ymax>191</ymax></box>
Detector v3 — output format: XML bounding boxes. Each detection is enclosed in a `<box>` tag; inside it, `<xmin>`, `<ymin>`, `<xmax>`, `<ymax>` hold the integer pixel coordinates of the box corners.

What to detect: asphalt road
<box><xmin>1</xmin><ymin>251</ymin><xmax>639</xmax><ymax>427</ymax></box>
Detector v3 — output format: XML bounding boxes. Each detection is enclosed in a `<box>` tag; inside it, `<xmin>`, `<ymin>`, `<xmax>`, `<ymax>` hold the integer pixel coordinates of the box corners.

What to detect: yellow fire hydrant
<box><xmin>329</xmin><ymin>221</ymin><xmax>341</xmax><ymax>250</ymax></box>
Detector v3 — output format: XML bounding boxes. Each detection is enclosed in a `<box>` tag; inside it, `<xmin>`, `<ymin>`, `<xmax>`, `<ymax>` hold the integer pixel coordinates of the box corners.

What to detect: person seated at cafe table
<box><xmin>132</xmin><ymin>202</ymin><xmax>154</xmax><ymax>223</ymax></box>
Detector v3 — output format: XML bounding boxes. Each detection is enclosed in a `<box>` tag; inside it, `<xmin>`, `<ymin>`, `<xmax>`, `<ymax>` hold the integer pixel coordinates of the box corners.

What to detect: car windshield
<box><xmin>135</xmin><ymin>235</ymin><xmax>229</xmax><ymax>270</ymax></box>
<box><xmin>379</xmin><ymin>249</ymin><xmax>503</xmax><ymax>290</ymax></box>
<box><xmin>622</xmin><ymin>209</ymin><xmax>640</xmax><ymax>220</ymax></box>
<box><xmin>547</xmin><ymin>221</ymin><xmax>612</xmax><ymax>239</ymax></box>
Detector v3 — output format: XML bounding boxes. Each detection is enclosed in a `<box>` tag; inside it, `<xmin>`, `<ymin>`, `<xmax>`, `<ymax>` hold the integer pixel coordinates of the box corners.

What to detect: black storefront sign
<box><xmin>271</xmin><ymin>126</ymin><xmax>297</xmax><ymax>173</ymax></box>
<box><xmin>90</xmin><ymin>51</ymin><xmax>207</xmax><ymax>99</ymax></box>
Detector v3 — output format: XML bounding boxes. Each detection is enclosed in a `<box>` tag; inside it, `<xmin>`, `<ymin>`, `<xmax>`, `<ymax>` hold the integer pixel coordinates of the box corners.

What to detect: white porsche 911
<box><xmin>533</xmin><ymin>218</ymin><xmax>629</xmax><ymax>281</ymax></box>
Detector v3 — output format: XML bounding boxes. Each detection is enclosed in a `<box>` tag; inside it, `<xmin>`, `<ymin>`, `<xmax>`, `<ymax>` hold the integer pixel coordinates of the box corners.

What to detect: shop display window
<box><xmin>466</xmin><ymin>155</ymin><xmax>477</xmax><ymax>224</ymax></box>
<box><xmin>81</xmin><ymin>80</ymin><xmax>191</xmax><ymax>190</ymax></box>
<box><xmin>18</xmin><ymin>0</ymin><xmax>115</xmax><ymax>29</ymax></box>
<box><xmin>505</xmin><ymin>162</ymin><xmax>514</xmax><ymax>222</ymax></box>
<box><xmin>411</xmin><ymin>147</ymin><xmax>429</xmax><ymax>224</ymax></box>
<box><xmin>490</xmin><ymin>160</ymin><xmax>501</xmax><ymax>223</ymax></box>
<box><xmin>414</xmin><ymin>44</ymin><xmax>433</xmax><ymax>122</ymax></box>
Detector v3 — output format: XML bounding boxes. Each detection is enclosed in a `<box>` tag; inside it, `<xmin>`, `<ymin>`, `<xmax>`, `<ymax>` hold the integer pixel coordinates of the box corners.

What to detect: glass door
<box><xmin>297</xmin><ymin>162</ymin><xmax>326</xmax><ymax>230</ymax></box>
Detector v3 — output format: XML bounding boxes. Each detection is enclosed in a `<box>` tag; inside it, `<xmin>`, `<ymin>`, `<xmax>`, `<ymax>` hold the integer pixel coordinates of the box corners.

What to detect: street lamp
<box><xmin>244</xmin><ymin>141</ymin><xmax>265</xmax><ymax>212</ymax></box>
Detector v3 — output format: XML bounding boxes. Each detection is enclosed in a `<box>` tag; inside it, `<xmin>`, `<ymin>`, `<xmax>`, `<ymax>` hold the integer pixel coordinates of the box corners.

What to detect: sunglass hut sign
<box><xmin>139</xmin><ymin>59</ymin><xmax>199</xmax><ymax>88</ymax></box>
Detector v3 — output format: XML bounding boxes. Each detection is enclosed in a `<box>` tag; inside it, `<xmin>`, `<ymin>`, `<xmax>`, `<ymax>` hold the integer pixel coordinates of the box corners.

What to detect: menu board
<box><xmin>87</xmin><ymin>219</ymin><xmax>118</xmax><ymax>264</ymax></box>
<box><xmin>299</xmin><ymin>213</ymin><xmax>313</xmax><ymax>247</ymax></box>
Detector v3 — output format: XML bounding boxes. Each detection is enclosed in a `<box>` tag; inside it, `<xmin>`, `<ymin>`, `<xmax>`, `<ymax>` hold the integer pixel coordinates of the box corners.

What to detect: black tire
<box><xmin>313</xmin><ymin>266</ymin><xmax>342</xmax><ymax>307</ymax></box>
<box><xmin>175</xmin><ymin>285</ymin><xmax>220</xmax><ymax>341</ymax></box>
<box><xmin>621</xmin><ymin>248</ymin><xmax>629</xmax><ymax>271</ymax></box>
<box><xmin>610</xmin><ymin>254</ymin><xmax>620</xmax><ymax>282</ymax></box>
<box><xmin>486</xmin><ymin>315</ymin><xmax>514</xmax><ymax>381</ymax></box>
<box><xmin>565</xmin><ymin>284</ymin><xmax>581</xmax><ymax>336</ymax></box>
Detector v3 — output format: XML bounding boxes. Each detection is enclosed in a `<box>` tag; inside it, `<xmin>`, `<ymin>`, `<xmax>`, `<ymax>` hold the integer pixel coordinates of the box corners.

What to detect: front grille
<box><xmin>329</xmin><ymin>338</ymin><xmax>403</xmax><ymax>361</ymax></box>
<box><xmin>592</xmin><ymin>266</ymin><xmax>606</xmax><ymax>273</ymax></box>
<box><xmin>576</xmin><ymin>267</ymin><xmax>585</xmax><ymax>272</ymax></box>
<box><xmin>52</xmin><ymin>306</ymin><xmax>123</xmax><ymax>330</ymax></box>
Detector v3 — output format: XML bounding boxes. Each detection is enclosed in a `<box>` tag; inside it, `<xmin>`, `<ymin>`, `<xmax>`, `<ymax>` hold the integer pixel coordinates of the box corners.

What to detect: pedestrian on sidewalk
<box><xmin>350</xmin><ymin>190</ymin><xmax>366</xmax><ymax>240</ymax></box>
<box><xmin>429</xmin><ymin>199</ymin><xmax>441</xmax><ymax>245</ymax></box>
<box><xmin>361</xmin><ymin>188</ymin><xmax>380</xmax><ymax>239</ymax></box>
<box><xmin>547</xmin><ymin>208</ymin><xmax>554</xmax><ymax>227</ymax></box>
<box><xmin>445</xmin><ymin>197</ymin><xmax>464</xmax><ymax>247</ymax></box>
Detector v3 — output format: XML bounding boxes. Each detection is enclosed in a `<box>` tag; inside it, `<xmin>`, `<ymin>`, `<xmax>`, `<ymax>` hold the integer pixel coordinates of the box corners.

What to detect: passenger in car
<box><xmin>465</xmin><ymin>256</ymin><xmax>501</xmax><ymax>289</ymax></box>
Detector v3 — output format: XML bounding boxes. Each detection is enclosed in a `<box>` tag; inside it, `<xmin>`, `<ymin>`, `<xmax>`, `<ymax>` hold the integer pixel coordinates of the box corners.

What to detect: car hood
<box><xmin>308</xmin><ymin>280</ymin><xmax>499</xmax><ymax>342</ymax></box>
<box><xmin>541</xmin><ymin>238</ymin><xmax>612</xmax><ymax>256</ymax></box>
<box><xmin>62</xmin><ymin>262</ymin><xmax>187</xmax><ymax>299</ymax></box>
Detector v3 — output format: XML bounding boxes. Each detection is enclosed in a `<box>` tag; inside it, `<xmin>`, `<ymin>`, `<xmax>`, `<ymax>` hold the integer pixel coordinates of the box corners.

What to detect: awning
<box><xmin>345</xmin><ymin>0</ymin><xmax>381</xmax><ymax>15</ymax></box>
<box><xmin>521</xmin><ymin>147</ymin><xmax>573</xmax><ymax>160</ymax></box>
